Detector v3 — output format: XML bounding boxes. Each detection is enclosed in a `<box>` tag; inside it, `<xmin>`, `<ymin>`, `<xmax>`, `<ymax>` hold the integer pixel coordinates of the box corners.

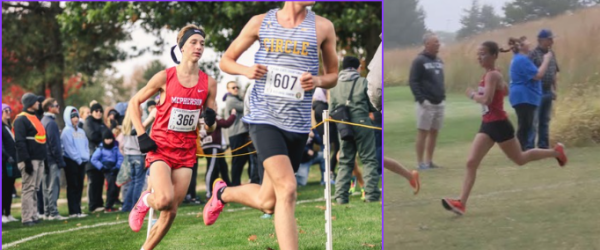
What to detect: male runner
<box><xmin>127</xmin><ymin>25</ymin><xmax>217</xmax><ymax>250</ymax></box>
<box><xmin>204</xmin><ymin>2</ymin><xmax>338</xmax><ymax>249</ymax></box>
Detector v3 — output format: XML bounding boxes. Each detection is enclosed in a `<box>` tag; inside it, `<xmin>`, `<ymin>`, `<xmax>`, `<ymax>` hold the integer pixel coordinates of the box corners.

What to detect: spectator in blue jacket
<box><xmin>61</xmin><ymin>106</ymin><xmax>90</xmax><ymax>218</ymax></box>
<box><xmin>506</xmin><ymin>36</ymin><xmax>553</xmax><ymax>151</ymax></box>
<box><xmin>91</xmin><ymin>130</ymin><xmax>123</xmax><ymax>212</ymax></box>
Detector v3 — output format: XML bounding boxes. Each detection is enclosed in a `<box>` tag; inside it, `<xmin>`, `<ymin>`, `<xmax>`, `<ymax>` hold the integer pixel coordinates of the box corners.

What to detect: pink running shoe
<box><xmin>203</xmin><ymin>178</ymin><xmax>227</xmax><ymax>226</ymax></box>
<box><xmin>129</xmin><ymin>190</ymin><xmax>151</xmax><ymax>232</ymax></box>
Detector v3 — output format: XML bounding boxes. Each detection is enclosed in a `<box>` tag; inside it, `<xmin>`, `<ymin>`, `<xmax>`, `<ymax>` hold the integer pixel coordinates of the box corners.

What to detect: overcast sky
<box><xmin>419</xmin><ymin>0</ymin><xmax>511</xmax><ymax>32</ymax></box>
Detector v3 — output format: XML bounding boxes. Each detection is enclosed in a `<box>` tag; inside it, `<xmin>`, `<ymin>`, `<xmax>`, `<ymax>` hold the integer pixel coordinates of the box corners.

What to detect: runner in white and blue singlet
<box><xmin>243</xmin><ymin>8</ymin><xmax>320</xmax><ymax>133</ymax></box>
<box><xmin>203</xmin><ymin>2</ymin><xmax>339</xmax><ymax>249</ymax></box>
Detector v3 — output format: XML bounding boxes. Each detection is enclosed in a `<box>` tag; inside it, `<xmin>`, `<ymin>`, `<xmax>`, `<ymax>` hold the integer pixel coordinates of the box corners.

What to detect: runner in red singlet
<box><xmin>441</xmin><ymin>41</ymin><xmax>568</xmax><ymax>216</ymax></box>
<box><xmin>126</xmin><ymin>24</ymin><xmax>218</xmax><ymax>250</ymax></box>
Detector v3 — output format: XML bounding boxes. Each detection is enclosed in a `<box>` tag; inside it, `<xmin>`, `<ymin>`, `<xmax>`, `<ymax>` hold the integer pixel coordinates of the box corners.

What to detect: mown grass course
<box><xmin>2</xmin><ymin>160</ymin><xmax>381</xmax><ymax>249</ymax></box>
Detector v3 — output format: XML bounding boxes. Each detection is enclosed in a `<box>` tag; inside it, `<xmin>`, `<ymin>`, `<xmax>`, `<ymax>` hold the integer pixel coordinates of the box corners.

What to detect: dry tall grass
<box><xmin>384</xmin><ymin>7</ymin><xmax>600</xmax><ymax>146</ymax></box>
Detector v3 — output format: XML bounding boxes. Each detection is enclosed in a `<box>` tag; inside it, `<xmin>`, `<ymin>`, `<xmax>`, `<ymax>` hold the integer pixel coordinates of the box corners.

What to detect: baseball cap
<box><xmin>538</xmin><ymin>29</ymin><xmax>556</xmax><ymax>39</ymax></box>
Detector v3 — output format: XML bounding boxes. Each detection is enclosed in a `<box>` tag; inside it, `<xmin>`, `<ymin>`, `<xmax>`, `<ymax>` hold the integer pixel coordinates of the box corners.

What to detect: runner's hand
<box><xmin>245</xmin><ymin>64</ymin><xmax>268</xmax><ymax>80</ymax></box>
<box><xmin>137</xmin><ymin>133</ymin><xmax>158</xmax><ymax>153</ymax></box>
<box><xmin>300</xmin><ymin>72</ymin><xmax>318</xmax><ymax>91</ymax></box>
<box><xmin>465</xmin><ymin>87</ymin><xmax>475</xmax><ymax>99</ymax></box>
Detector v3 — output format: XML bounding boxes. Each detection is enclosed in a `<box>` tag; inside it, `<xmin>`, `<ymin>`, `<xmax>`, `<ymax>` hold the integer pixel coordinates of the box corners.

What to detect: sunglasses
<box><xmin>93</xmin><ymin>109</ymin><xmax>103</xmax><ymax>113</ymax></box>
<box><xmin>230</xmin><ymin>86</ymin><xmax>239</xmax><ymax>90</ymax></box>
<box><xmin>51</xmin><ymin>104</ymin><xmax>60</xmax><ymax>108</ymax></box>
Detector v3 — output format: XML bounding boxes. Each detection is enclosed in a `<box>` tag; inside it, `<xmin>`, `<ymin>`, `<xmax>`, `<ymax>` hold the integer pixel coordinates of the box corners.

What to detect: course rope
<box><xmin>196</xmin><ymin>118</ymin><xmax>381</xmax><ymax>158</ymax></box>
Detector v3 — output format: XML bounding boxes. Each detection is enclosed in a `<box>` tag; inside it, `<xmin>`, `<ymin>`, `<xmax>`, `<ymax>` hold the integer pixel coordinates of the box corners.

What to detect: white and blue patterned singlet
<box><xmin>241</xmin><ymin>8</ymin><xmax>319</xmax><ymax>134</ymax></box>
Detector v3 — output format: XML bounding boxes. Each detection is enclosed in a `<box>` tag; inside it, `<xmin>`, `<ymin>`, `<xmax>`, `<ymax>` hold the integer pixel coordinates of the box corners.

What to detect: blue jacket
<box><xmin>42</xmin><ymin>113</ymin><xmax>67</xmax><ymax>168</ymax></box>
<box><xmin>61</xmin><ymin>106</ymin><xmax>90</xmax><ymax>165</ymax></box>
<box><xmin>90</xmin><ymin>143</ymin><xmax>123</xmax><ymax>171</ymax></box>
<box><xmin>509</xmin><ymin>53</ymin><xmax>542</xmax><ymax>107</ymax></box>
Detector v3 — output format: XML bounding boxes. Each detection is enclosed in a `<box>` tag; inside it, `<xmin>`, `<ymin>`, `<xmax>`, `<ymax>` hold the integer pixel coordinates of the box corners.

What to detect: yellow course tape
<box><xmin>196</xmin><ymin>118</ymin><xmax>380</xmax><ymax>158</ymax></box>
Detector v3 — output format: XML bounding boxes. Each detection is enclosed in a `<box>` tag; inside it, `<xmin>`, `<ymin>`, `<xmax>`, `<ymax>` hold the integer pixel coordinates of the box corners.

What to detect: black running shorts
<box><xmin>249</xmin><ymin>124</ymin><xmax>309</xmax><ymax>172</ymax></box>
<box><xmin>479</xmin><ymin>119</ymin><xmax>515</xmax><ymax>143</ymax></box>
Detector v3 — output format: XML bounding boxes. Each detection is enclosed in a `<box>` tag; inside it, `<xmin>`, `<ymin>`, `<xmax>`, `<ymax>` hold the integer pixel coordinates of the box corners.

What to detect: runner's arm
<box><xmin>219</xmin><ymin>15</ymin><xmax>264</xmax><ymax>76</ymax></box>
<box><xmin>128</xmin><ymin>71</ymin><xmax>166</xmax><ymax>137</ymax></box>
<box><xmin>470</xmin><ymin>71</ymin><xmax>499</xmax><ymax>105</ymax></box>
<box><xmin>316</xmin><ymin>18</ymin><xmax>338</xmax><ymax>89</ymax></box>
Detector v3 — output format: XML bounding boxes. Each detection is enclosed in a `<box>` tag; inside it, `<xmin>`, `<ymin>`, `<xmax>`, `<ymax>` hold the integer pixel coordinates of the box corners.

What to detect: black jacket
<box><xmin>409</xmin><ymin>52</ymin><xmax>446</xmax><ymax>104</ymax></box>
<box><xmin>2</xmin><ymin>122</ymin><xmax>20</xmax><ymax>178</ymax></box>
<box><xmin>13</xmin><ymin>110</ymin><xmax>47</xmax><ymax>162</ymax></box>
<box><xmin>83</xmin><ymin>116</ymin><xmax>109</xmax><ymax>154</ymax></box>
<box><xmin>41</xmin><ymin>113</ymin><xmax>67</xmax><ymax>168</ymax></box>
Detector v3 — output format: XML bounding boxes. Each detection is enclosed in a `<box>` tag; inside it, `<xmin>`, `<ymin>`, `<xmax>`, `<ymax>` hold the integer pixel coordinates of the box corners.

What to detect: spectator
<box><xmin>120</xmin><ymin>111</ymin><xmax>147</xmax><ymax>212</ymax></box>
<box><xmin>84</xmin><ymin>102</ymin><xmax>109</xmax><ymax>212</ymax></box>
<box><xmin>105</xmin><ymin>108</ymin><xmax>119</xmax><ymax>130</ymax></box>
<box><xmin>225</xmin><ymin>81</ymin><xmax>254</xmax><ymax>185</ymax></box>
<box><xmin>61</xmin><ymin>106</ymin><xmax>89</xmax><ymax>218</ymax></box>
<box><xmin>2</xmin><ymin>104</ymin><xmax>20</xmax><ymax>223</ymax></box>
<box><xmin>505</xmin><ymin>36</ymin><xmax>553</xmax><ymax>151</ymax></box>
<box><xmin>243</xmin><ymin>82</ymin><xmax>265</xmax><ymax>185</ymax></box>
<box><xmin>78</xmin><ymin>106</ymin><xmax>91</xmax><ymax>127</ymax></box>
<box><xmin>312</xmin><ymin>87</ymin><xmax>340</xmax><ymax>180</ymax></box>
<box><xmin>40</xmin><ymin>98</ymin><xmax>68</xmax><ymax>220</ymax></box>
<box><xmin>90</xmin><ymin>130</ymin><xmax>123</xmax><ymax>213</ymax></box>
<box><xmin>330</xmin><ymin>56</ymin><xmax>380</xmax><ymax>204</ymax></box>
<box><xmin>143</xmin><ymin>100</ymin><xmax>157</xmax><ymax>136</ymax></box>
<box><xmin>409</xmin><ymin>32</ymin><xmax>446</xmax><ymax>169</ymax></box>
<box><xmin>528</xmin><ymin>29</ymin><xmax>559</xmax><ymax>149</ymax></box>
<box><xmin>146</xmin><ymin>100</ymin><xmax>156</xmax><ymax>114</ymax></box>
<box><xmin>201</xmin><ymin>110</ymin><xmax>236</xmax><ymax>199</ymax></box>
<box><xmin>35</xmin><ymin>95</ymin><xmax>45</xmax><ymax>218</ymax></box>
<box><xmin>14</xmin><ymin>93</ymin><xmax>47</xmax><ymax>226</ymax></box>
<box><xmin>295</xmin><ymin>129</ymin><xmax>325</xmax><ymax>186</ymax></box>
<box><xmin>114</xmin><ymin>102</ymin><xmax>128</xmax><ymax>125</ymax></box>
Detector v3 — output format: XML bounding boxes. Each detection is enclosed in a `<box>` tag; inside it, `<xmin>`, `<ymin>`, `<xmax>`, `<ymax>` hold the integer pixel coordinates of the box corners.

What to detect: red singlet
<box><xmin>480</xmin><ymin>70</ymin><xmax>508</xmax><ymax>123</ymax></box>
<box><xmin>145</xmin><ymin>66</ymin><xmax>209</xmax><ymax>169</ymax></box>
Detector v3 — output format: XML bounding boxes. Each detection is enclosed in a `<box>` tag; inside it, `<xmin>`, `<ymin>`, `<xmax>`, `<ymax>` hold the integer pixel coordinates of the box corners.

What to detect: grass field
<box><xmin>383</xmin><ymin>87</ymin><xmax>600</xmax><ymax>250</ymax></box>
<box><xmin>2</xmin><ymin>159</ymin><xmax>381</xmax><ymax>249</ymax></box>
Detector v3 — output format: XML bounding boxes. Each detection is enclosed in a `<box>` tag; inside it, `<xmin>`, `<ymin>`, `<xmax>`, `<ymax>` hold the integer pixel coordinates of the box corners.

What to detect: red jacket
<box><xmin>201</xmin><ymin>114</ymin><xmax>236</xmax><ymax>149</ymax></box>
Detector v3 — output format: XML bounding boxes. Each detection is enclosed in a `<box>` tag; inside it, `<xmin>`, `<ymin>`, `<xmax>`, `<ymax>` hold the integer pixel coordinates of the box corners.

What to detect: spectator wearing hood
<box><xmin>329</xmin><ymin>56</ymin><xmax>380</xmax><ymax>204</ymax></box>
<box><xmin>105</xmin><ymin>108</ymin><xmax>119</xmax><ymax>130</ymax></box>
<box><xmin>84</xmin><ymin>102</ymin><xmax>109</xmax><ymax>212</ymax></box>
<box><xmin>90</xmin><ymin>130</ymin><xmax>123</xmax><ymax>212</ymax></box>
<box><xmin>61</xmin><ymin>106</ymin><xmax>90</xmax><ymax>218</ymax></box>
<box><xmin>13</xmin><ymin>93</ymin><xmax>47</xmax><ymax>226</ymax></box>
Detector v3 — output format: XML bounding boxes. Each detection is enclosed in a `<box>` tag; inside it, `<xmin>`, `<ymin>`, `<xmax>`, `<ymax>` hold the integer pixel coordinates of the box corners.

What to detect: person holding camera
<box><xmin>329</xmin><ymin>56</ymin><xmax>380</xmax><ymax>204</ymax></box>
<box><xmin>90</xmin><ymin>130</ymin><xmax>123</xmax><ymax>213</ymax></box>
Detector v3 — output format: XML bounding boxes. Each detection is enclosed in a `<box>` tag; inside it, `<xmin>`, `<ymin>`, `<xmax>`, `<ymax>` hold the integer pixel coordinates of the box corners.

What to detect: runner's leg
<box><xmin>460</xmin><ymin>133</ymin><xmax>494</xmax><ymax>205</ymax></box>
<box><xmin>143</xmin><ymin>163</ymin><xmax>192</xmax><ymax>249</ymax></box>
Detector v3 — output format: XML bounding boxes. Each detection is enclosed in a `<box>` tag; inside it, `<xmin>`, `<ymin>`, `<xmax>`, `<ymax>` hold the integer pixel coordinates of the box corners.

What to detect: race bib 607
<box><xmin>264</xmin><ymin>65</ymin><xmax>305</xmax><ymax>101</ymax></box>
